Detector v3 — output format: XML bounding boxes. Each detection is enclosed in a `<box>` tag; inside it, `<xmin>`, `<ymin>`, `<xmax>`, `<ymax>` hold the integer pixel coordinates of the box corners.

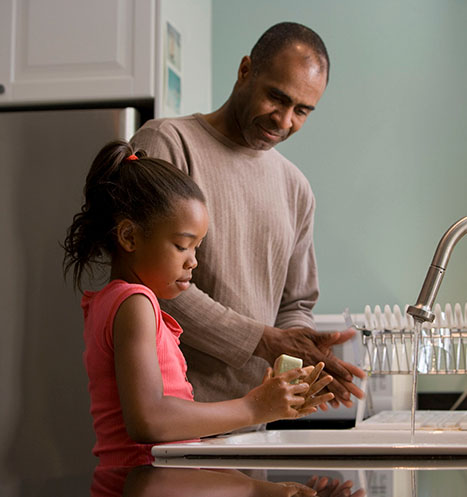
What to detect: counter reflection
<box><xmin>90</xmin><ymin>464</ymin><xmax>467</xmax><ymax>497</ymax></box>
<box><xmin>92</xmin><ymin>465</ymin><xmax>364</xmax><ymax>497</ymax></box>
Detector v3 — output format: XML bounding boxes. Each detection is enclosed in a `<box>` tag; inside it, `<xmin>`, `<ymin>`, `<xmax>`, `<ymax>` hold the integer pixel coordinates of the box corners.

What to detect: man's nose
<box><xmin>271</xmin><ymin>106</ymin><xmax>294</xmax><ymax>130</ymax></box>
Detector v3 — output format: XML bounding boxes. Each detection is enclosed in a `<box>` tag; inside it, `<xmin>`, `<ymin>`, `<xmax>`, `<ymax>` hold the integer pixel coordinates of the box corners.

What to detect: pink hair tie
<box><xmin>126</xmin><ymin>154</ymin><xmax>138</xmax><ymax>161</ymax></box>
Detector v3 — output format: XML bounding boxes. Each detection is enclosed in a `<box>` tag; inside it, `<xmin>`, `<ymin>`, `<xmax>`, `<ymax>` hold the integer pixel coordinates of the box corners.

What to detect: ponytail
<box><xmin>63</xmin><ymin>140</ymin><xmax>205</xmax><ymax>291</ymax></box>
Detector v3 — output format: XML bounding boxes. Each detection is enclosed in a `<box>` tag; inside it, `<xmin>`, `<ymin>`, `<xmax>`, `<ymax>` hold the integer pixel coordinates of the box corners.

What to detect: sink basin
<box><xmin>152</xmin><ymin>428</ymin><xmax>467</xmax><ymax>459</ymax></box>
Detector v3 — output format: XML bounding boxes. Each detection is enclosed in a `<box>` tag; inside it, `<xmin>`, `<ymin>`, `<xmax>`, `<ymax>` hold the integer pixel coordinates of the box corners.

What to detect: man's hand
<box><xmin>254</xmin><ymin>325</ymin><xmax>366</xmax><ymax>408</ymax></box>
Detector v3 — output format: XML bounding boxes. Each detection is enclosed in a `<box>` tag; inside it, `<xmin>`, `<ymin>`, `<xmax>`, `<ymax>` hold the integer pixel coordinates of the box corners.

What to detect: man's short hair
<box><xmin>250</xmin><ymin>22</ymin><xmax>330</xmax><ymax>82</ymax></box>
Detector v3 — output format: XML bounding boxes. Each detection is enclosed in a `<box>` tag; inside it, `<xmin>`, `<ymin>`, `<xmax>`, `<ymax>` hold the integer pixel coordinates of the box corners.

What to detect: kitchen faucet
<box><xmin>407</xmin><ymin>216</ymin><xmax>467</xmax><ymax>324</ymax></box>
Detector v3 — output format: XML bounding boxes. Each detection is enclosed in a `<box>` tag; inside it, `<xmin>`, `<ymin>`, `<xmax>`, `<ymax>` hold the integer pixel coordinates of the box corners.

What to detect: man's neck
<box><xmin>201</xmin><ymin>101</ymin><xmax>246</xmax><ymax>147</ymax></box>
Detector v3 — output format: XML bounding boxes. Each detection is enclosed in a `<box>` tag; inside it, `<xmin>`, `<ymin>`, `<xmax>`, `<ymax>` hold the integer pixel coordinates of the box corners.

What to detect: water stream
<box><xmin>410</xmin><ymin>320</ymin><xmax>422</xmax><ymax>442</ymax></box>
<box><xmin>411</xmin><ymin>469</ymin><xmax>417</xmax><ymax>497</ymax></box>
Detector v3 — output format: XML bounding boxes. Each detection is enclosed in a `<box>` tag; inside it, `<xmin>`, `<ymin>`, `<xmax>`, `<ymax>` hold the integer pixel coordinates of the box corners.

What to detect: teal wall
<box><xmin>211</xmin><ymin>0</ymin><xmax>467</xmax><ymax>316</ymax></box>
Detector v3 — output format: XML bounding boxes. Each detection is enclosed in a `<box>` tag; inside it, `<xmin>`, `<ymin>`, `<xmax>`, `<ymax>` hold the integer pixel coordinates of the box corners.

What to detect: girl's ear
<box><xmin>116</xmin><ymin>219</ymin><xmax>138</xmax><ymax>252</ymax></box>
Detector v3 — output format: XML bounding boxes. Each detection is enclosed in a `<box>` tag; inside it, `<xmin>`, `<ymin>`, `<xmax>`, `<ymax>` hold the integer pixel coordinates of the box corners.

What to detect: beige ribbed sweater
<box><xmin>131</xmin><ymin>114</ymin><xmax>319</xmax><ymax>401</ymax></box>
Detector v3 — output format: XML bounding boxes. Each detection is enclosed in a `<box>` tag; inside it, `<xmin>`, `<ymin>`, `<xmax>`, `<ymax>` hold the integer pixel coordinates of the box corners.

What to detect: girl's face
<box><xmin>126</xmin><ymin>198</ymin><xmax>209</xmax><ymax>299</ymax></box>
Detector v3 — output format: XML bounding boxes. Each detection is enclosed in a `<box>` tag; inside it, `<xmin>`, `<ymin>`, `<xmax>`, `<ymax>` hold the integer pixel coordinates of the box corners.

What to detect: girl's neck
<box><xmin>110</xmin><ymin>259</ymin><xmax>140</xmax><ymax>286</ymax></box>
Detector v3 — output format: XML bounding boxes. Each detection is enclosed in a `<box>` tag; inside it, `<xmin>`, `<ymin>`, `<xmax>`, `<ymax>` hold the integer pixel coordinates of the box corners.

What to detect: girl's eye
<box><xmin>175</xmin><ymin>244</ymin><xmax>187</xmax><ymax>251</ymax></box>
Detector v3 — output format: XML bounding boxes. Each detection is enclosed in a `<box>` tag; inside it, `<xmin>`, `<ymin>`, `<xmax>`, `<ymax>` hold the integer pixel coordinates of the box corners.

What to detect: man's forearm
<box><xmin>161</xmin><ymin>284</ymin><xmax>265</xmax><ymax>369</ymax></box>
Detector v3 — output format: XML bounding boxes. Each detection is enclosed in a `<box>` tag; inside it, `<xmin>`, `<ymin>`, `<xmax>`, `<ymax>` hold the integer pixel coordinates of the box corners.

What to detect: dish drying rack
<box><xmin>350</xmin><ymin>303</ymin><xmax>467</xmax><ymax>375</ymax></box>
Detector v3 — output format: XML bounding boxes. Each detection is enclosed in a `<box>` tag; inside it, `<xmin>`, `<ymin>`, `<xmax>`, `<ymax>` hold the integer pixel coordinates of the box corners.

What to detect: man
<box><xmin>131</xmin><ymin>22</ymin><xmax>365</xmax><ymax>409</ymax></box>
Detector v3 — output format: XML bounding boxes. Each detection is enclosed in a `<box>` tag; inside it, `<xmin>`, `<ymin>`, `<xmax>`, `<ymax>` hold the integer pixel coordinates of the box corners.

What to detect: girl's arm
<box><xmin>114</xmin><ymin>294</ymin><xmax>332</xmax><ymax>443</ymax></box>
<box><xmin>124</xmin><ymin>466</ymin><xmax>319</xmax><ymax>497</ymax></box>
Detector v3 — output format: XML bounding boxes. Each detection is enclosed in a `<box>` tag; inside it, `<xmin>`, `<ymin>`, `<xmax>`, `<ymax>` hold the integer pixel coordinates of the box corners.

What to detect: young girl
<box><xmin>63</xmin><ymin>140</ymin><xmax>334</xmax><ymax>467</ymax></box>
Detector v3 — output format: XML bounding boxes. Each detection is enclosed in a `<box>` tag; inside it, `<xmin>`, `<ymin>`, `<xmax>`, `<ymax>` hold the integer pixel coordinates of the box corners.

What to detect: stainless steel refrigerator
<box><xmin>0</xmin><ymin>107</ymin><xmax>140</xmax><ymax>494</ymax></box>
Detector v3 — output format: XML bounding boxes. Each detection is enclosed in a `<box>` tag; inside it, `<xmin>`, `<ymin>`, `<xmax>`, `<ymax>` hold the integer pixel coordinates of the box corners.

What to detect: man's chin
<box><xmin>247</xmin><ymin>136</ymin><xmax>277</xmax><ymax>151</ymax></box>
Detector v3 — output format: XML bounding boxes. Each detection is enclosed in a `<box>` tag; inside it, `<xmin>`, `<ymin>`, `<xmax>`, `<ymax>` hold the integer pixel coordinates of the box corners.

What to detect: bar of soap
<box><xmin>273</xmin><ymin>354</ymin><xmax>303</xmax><ymax>383</ymax></box>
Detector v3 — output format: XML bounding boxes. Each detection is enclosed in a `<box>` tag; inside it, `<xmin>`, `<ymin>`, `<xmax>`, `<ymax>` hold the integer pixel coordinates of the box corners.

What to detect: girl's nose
<box><xmin>184</xmin><ymin>253</ymin><xmax>198</xmax><ymax>270</ymax></box>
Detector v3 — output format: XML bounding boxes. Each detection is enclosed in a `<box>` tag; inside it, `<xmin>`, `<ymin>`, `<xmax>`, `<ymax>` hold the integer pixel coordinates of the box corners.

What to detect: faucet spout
<box><xmin>407</xmin><ymin>216</ymin><xmax>467</xmax><ymax>324</ymax></box>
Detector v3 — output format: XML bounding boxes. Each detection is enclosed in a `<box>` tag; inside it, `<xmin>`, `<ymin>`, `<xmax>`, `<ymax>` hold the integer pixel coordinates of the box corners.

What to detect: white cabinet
<box><xmin>0</xmin><ymin>0</ymin><xmax>157</xmax><ymax>106</ymax></box>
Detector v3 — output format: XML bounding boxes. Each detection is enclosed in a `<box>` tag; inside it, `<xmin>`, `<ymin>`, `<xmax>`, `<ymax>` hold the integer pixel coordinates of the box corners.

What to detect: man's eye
<box><xmin>269</xmin><ymin>93</ymin><xmax>283</xmax><ymax>103</ymax></box>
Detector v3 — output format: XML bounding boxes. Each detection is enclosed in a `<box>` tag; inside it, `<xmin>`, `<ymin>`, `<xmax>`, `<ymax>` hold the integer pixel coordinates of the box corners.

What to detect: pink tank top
<box><xmin>82</xmin><ymin>280</ymin><xmax>194</xmax><ymax>467</ymax></box>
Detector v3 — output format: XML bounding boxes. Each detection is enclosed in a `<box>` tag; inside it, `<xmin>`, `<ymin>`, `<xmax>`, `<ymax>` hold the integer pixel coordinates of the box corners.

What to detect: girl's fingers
<box><xmin>281</xmin><ymin>362</ymin><xmax>328</xmax><ymax>387</ymax></box>
<box><xmin>304</xmin><ymin>391</ymin><xmax>335</xmax><ymax>408</ymax></box>
<box><xmin>303</xmin><ymin>362</ymin><xmax>325</xmax><ymax>385</ymax></box>
<box><xmin>296</xmin><ymin>405</ymin><xmax>318</xmax><ymax>417</ymax></box>
<box><xmin>290</xmin><ymin>392</ymin><xmax>306</xmax><ymax>407</ymax></box>
<box><xmin>307</xmin><ymin>374</ymin><xmax>333</xmax><ymax>395</ymax></box>
<box><xmin>279</xmin><ymin>481</ymin><xmax>318</xmax><ymax>496</ymax></box>
<box><xmin>262</xmin><ymin>367</ymin><xmax>273</xmax><ymax>383</ymax></box>
<box><xmin>280</xmin><ymin>363</ymin><xmax>337</xmax><ymax>414</ymax></box>
<box><xmin>301</xmin><ymin>365</ymin><xmax>315</xmax><ymax>375</ymax></box>
<box><xmin>280</xmin><ymin>367</ymin><xmax>311</xmax><ymax>383</ymax></box>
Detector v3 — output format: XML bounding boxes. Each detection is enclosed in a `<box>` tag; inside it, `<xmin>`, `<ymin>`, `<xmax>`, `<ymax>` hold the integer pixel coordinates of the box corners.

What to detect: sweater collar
<box><xmin>193</xmin><ymin>113</ymin><xmax>269</xmax><ymax>158</ymax></box>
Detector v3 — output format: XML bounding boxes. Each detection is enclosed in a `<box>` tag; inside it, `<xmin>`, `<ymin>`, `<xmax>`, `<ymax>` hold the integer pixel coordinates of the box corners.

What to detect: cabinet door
<box><xmin>0</xmin><ymin>0</ymin><xmax>156</xmax><ymax>105</ymax></box>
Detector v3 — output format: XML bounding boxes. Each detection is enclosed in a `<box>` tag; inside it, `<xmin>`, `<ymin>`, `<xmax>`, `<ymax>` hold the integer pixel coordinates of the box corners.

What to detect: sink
<box><xmin>152</xmin><ymin>428</ymin><xmax>467</xmax><ymax>459</ymax></box>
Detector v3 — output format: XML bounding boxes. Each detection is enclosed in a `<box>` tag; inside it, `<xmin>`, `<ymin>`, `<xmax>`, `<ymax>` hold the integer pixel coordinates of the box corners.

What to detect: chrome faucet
<box><xmin>407</xmin><ymin>216</ymin><xmax>467</xmax><ymax>324</ymax></box>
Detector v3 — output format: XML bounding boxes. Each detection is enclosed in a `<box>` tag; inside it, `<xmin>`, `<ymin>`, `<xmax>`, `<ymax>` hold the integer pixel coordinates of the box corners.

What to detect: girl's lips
<box><xmin>176</xmin><ymin>279</ymin><xmax>191</xmax><ymax>291</ymax></box>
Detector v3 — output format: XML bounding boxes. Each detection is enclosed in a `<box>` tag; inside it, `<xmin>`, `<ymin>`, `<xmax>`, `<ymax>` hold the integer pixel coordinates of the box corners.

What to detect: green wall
<box><xmin>211</xmin><ymin>0</ymin><xmax>467</xmax><ymax>316</ymax></box>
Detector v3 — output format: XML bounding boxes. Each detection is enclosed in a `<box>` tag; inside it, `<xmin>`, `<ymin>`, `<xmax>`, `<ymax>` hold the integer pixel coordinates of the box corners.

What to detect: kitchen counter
<box><xmin>7</xmin><ymin>426</ymin><xmax>467</xmax><ymax>496</ymax></box>
<box><xmin>151</xmin><ymin>428</ymin><xmax>467</xmax><ymax>458</ymax></box>
<box><xmin>10</xmin><ymin>459</ymin><xmax>467</xmax><ymax>497</ymax></box>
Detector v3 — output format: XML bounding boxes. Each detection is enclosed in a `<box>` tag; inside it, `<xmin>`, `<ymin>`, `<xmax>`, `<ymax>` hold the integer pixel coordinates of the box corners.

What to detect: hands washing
<box><xmin>257</xmin><ymin>326</ymin><xmax>366</xmax><ymax>410</ymax></box>
<box><xmin>253</xmin><ymin>362</ymin><xmax>333</xmax><ymax>423</ymax></box>
<box><xmin>112</xmin><ymin>465</ymin><xmax>365</xmax><ymax>497</ymax></box>
<box><xmin>244</xmin><ymin>357</ymin><xmax>334</xmax><ymax>424</ymax></box>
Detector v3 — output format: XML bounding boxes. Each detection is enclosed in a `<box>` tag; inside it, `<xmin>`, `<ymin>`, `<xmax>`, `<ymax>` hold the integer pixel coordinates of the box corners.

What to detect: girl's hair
<box><xmin>63</xmin><ymin>140</ymin><xmax>205</xmax><ymax>290</ymax></box>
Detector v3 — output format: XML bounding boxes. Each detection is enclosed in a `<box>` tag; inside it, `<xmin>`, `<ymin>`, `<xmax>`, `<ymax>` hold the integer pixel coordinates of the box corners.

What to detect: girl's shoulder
<box><xmin>82</xmin><ymin>280</ymin><xmax>161</xmax><ymax>321</ymax></box>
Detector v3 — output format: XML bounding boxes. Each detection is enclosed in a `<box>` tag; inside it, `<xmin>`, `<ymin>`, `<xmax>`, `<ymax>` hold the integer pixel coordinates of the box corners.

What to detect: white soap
<box><xmin>273</xmin><ymin>354</ymin><xmax>303</xmax><ymax>383</ymax></box>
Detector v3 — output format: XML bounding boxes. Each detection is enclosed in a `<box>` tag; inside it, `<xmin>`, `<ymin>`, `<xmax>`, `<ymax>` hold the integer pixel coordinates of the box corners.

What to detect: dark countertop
<box><xmin>9</xmin><ymin>459</ymin><xmax>467</xmax><ymax>497</ymax></box>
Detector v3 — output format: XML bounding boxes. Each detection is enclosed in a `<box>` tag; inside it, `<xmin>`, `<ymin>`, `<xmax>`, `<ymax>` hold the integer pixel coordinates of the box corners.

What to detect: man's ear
<box><xmin>237</xmin><ymin>55</ymin><xmax>252</xmax><ymax>83</ymax></box>
<box><xmin>116</xmin><ymin>219</ymin><xmax>138</xmax><ymax>252</ymax></box>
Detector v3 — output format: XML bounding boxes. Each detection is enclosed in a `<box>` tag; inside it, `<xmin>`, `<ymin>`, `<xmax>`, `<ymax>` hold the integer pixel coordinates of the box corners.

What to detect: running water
<box><xmin>411</xmin><ymin>468</ymin><xmax>417</xmax><ymax>497</ymax></box>
<box><xmin>410</xmin><ymin>320</ymin><xmax>423</xmax><ymax>442</ymax></box>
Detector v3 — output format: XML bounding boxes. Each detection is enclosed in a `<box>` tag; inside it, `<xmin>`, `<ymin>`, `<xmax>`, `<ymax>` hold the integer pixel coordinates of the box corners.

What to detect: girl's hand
<box><xmin>244</xmin><ymin>366</ymin><xmax>330</xmax><ymax>424</ymax></box>
<box><xmin>307</xmin><ymin>475</ymin><xmax>366</xmax><ymax>497</ymax></box>
<box><xmin>300</xmin><ymin>362</ymin><xmax>335</xmax><ymax>409</ymax></box>
<box><xmin>277</xmin><ymin>481</ymin><xmax>318</xmax><ymax>496</ymax></box>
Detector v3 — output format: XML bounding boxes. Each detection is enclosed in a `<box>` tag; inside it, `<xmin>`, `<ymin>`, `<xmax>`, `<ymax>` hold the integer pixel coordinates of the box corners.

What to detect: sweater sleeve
<box><xmin>274</xmin><ymin>188</ymin><xmax>319</xmax><ymax>330</ymax></box>
<box><xmin>160</xmin><ymin>284</ymin><xmax>265</xmax><ymax>368</ymax></box>
<box><xmin>131</xmin><ymin>122</ymin><xmax>265</xmax><ymax>368</ymax></box>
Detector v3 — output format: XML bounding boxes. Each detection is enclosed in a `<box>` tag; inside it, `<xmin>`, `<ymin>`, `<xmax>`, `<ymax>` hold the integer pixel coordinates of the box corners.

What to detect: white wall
<box><xmin>211</xmin><ymin>0</ymin><xmax>467</xmax><ymax>314</ymax></box>
<box><xmin>156</xmin><ymin>0</ymin><xmax>212</xmax><ymax>117</ymax></box>
<box><xmin>211</xmin><ymin>1</ymin><xmax>467</xmax><ymax>393</ymax></box>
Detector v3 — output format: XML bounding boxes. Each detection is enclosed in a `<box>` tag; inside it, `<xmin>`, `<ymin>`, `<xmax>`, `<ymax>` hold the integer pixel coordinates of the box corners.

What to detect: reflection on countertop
<box><xmin>7</xmin><ymin>459</ymin><xmax>467</xmax><ymax>496</ymax></box>
<box><xmin>93</xmin><ymin>465</ymin><xmax>365</xmax><ymax>497</ymax></box>
<box><xmin>93</xmin><ymin>461</ymin><xmax>467</xmax><ymax>497</ymax></box>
